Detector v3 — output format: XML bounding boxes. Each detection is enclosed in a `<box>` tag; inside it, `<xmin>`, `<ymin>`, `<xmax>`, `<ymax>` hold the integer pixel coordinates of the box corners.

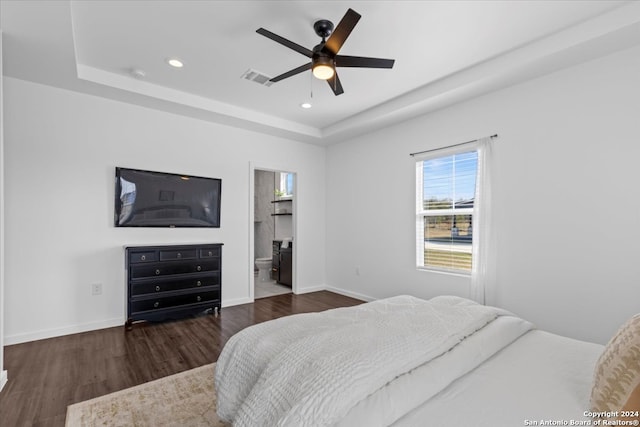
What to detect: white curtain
<box><xmin>470</xmin><ymin>137</ymin><xmax>495</xmax><ymax>305</ymax></box>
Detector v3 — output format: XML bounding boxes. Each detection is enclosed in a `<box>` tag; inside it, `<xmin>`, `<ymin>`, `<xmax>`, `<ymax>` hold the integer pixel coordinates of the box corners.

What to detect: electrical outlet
<box><xmin>91</xmin><ymin>283</ymin><xmax>103</xmax><ymax>296</ymax></box>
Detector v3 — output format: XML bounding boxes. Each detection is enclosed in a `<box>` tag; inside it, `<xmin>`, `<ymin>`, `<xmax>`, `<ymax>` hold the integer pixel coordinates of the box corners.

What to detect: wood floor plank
<box><xmin>0</xmin><ymin>291</ymin><xmax>362</xmax><ymax>426</ymax></box>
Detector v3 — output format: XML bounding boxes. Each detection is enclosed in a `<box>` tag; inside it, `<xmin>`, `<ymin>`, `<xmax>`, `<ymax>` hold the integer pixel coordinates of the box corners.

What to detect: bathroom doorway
<box><xmin>250</xmin><ymin>165</ymin><xmax>296</xmax><ymax>300</ymax></box>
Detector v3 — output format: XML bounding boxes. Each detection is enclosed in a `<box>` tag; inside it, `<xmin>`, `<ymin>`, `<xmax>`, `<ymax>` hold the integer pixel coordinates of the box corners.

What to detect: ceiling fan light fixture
<box><xmin>256</xmin><ymin>8</ymin><xmax>394</xmax><ymax>95</ymax></box>
<box><xmin>312</xmin><ymin>56</ymin><xmax>335</xmax><ymax>80</ymax></box>
<box><xmin>312</xmin><ymin>64</ymin><xmax>334</xmax><ymax>80</ymax></box>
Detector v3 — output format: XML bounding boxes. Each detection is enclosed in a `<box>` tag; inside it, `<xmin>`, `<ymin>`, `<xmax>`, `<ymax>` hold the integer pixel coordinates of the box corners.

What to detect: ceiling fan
<box><xmin>256</xmin><ymin>8</ymin><xmax>395</xmax><ymax>96</ymax></box>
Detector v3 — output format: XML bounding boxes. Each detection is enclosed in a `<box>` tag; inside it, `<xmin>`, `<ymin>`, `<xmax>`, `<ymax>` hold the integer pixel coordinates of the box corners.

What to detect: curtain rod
<box><xmin>409</xmin><ymin>134</ymin><xmax>498</xmax><ymax>157</ymax></box>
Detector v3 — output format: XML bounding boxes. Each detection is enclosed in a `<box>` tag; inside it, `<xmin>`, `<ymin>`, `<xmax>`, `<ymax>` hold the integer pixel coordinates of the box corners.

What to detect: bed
<box><xmin>214</xmin><ymin>295</ymin><xmax>640</xmax><ymax>426</ymax></box>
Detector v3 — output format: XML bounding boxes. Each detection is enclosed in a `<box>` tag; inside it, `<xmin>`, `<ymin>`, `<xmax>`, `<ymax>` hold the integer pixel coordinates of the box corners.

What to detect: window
<box><xmin>279</xmin><ymin>172</ymin><xmax>294</xmax><ymax>196</ymax></box>
<box><xmin>416</xmin><ymin>150</ymin><xmax>478</xmax><ymax>273</ymax></box>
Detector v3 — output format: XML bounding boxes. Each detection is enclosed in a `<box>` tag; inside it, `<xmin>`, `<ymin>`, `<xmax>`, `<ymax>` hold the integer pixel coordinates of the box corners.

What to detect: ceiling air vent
<box><xmin>241</xmin><ymin>69</ymin><xmax>274</xmax><ymax>87</ymax></box>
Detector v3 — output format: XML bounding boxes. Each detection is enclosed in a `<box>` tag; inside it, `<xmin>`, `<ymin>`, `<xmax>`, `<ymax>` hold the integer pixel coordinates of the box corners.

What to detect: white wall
<box><xmin>0</xmin><ymin>30</ymin><xmax>8</xmax><ymax>390</ymax></box>
<box><xmin>4</xmin><ymin>36</ymin><xmax>639</xmax><ymax>349</ymax></box>
<box><xmin>2</xmin><ymin>77</ymin><xmax>326</xmax><ymax>344</ymax></box>
<box><xmin>326</xmin><ymin>44</ymin><xmax>640</xmax><ymax>345</ymax></box>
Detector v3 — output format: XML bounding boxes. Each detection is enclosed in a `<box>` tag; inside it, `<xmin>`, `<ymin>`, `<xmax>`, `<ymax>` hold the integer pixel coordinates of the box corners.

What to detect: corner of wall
<box><xmin>0</xmin><ymin>29</ymin><xmax>7</xmax><ymax>392</ymax></box>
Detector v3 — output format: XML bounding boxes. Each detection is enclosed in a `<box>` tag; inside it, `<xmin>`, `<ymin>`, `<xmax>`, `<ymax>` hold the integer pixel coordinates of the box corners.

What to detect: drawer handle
<box><xmin>155</xmin><ymin>285</ymin><xmax>161</xmax><ymax>292</ymax></box>
<box><xmin>197</xmin><ymin>296</ymin><xmax>202</xmax><ymax>302</ymax></box>
<box><xmin>177</xmin><ymin>252</ymin><xmax>182</xmax><ymax>258</ymax></box>
<box><xmin>196</xmin><ymin>265</ymin><xmax>202</xmax><ymax>272</ymax></box>
<box><xmin>196</xmin><ymin>280</ymin><xmax>202</xmax><ymax>286</ymax></box>
<box><xmin>155</xmin><ymin>269</ymin><xmax>161</xmax><ymax>275</ymax></box>
<box><xmin>153</xmin><ymin>301</ymin><xmax>160</xmax><ymax>308</ymax></box>
<box><xmin>141</xmin><ymin>255</ymin><xmax>146</xmax><ymax>261</ymax></box>
<box><xmin>208</xmin><ymin>251</ymin><xmax>213</xmax><ymax>256</ymax></box>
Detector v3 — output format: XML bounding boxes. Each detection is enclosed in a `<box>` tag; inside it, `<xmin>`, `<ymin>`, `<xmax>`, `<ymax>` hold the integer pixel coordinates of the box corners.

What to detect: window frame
<box><xmin>278</xmin><ymin>172</ymin><xmax>294</xmax><ymax>196</ymax></box>
<box><xmin>415</xmin><ymin>144</ymin><xmax>479</xmax><ymax>275</ymax></box>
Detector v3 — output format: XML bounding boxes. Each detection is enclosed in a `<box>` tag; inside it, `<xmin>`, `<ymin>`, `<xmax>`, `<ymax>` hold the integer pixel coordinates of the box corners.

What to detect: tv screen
<box><xmin>115</xmin><ymin>167</ymin><xmax>221</xmax><ymax>227</ymax></box>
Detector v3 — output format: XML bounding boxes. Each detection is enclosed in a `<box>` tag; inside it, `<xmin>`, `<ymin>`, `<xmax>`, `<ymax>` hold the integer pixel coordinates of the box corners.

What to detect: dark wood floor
<box><xmin>0</xmin><ymin>291</ymin><xmax>362</xmax><ymax>427</ymax></box>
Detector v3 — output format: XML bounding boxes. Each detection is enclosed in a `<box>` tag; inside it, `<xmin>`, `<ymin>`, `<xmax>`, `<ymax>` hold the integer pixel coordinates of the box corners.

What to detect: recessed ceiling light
<box><xmin>167</xmin><ymin>58</ymin><xmax>184</xmax><ymax>68</ymax></box>
<box><xmin>300</xmin><ymin>102</ymin><xmax>312</xmax><ymax>109</ymax></box>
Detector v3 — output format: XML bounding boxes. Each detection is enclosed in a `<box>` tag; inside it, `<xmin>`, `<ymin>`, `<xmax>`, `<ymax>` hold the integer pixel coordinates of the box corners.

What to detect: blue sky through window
<box><xmin>288</xmin><ymin>174</ymin><xmax>293</xmax><ymax>194</ymax></box>
<box><xmin>423</xmin><ymin>151</ymin><xmax>477</xmax><ymax>208</ymax></box>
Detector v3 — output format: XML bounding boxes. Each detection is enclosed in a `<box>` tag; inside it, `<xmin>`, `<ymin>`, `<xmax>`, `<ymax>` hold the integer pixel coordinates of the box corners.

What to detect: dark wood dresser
<box><xmin>125</xmin><ymin>243</ymin><xmax>222</xmax><ymax>328</ymax></box>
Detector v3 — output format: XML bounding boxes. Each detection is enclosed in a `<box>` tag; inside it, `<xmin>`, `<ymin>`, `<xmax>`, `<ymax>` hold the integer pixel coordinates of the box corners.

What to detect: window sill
<box><xmin>416</xmin><ymin>266</ymin><xmax>471</xmax><ymax>278</ymax></box>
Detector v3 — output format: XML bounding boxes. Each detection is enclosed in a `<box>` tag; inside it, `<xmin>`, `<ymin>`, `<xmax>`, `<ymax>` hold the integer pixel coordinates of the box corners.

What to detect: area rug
<box><xmin>65</xmin><ymin>363</ymin><xmax>228</xmax><ymax>427</ymax></box>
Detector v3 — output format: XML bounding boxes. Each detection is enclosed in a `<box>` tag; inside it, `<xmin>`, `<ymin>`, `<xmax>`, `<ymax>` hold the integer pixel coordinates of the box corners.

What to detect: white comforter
<box><xmin>215</xmin><ymin>295</ymin><xmax>532</xmax><ymax>426</ymax></box>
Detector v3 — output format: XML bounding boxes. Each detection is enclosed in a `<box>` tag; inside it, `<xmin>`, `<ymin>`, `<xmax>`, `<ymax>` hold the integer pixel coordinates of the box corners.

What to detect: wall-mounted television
<box><xmin>115</xmin><ymin>167</ymin><xmax>221</xmax><ymax>228</ymax></box>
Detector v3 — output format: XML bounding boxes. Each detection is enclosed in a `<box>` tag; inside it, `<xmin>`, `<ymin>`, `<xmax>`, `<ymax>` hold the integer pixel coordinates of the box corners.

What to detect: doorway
<box><xmin>250</xmin><ymin>165</ymin><xmax>296</xmax><ymax>300</ymax></box>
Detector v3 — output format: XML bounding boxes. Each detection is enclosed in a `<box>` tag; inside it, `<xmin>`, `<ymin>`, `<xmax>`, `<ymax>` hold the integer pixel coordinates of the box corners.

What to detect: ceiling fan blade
<box><xmin>323</xmin><ymin>8</ymin><xmax>361</xmax><ymax>55</ymax></box>
<box><xmin>335</xmin><ymin>55</ymin><xmax>395</xmax><ymax>69</ymax></box>
<box><xmin>270</xmin><ymin>63</ymin><xmax>312</xmax><ymax>82</ymax></box>
<box><xmin>327</xmin><ymin>72</ymin><xmax>344</xmax><ymax>96</ymax></box>
<box><xmin>256</xmin><ymin>28</ymin><xmax>313</xmax><ymax>58</ymax></box>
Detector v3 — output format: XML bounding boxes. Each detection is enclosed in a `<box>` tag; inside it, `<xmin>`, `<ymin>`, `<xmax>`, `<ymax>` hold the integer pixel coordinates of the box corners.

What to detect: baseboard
<box><xmin>0</xmin><ymin>370</ymin><xmax>7</xmax><ymax>392</ymax></box>
<box><xmin>4</xmin><ymin>317</ymin><xmax>124</xmax><ymax>345</ymax></box>
<box><xmin>221</xmin><ymin>296</ymin><xmax>252</xmax><ymax>308</ymax></box>
<box><xmin>325</xmin><ymin>286</ymin><xmax>376</xmax><ymax>302</ymax></box>
<box><xmin>296</xmin><ymin>284</ymin><xmax>376</xmax><ymax>302</ymax></box>
<box><xmin>295</xmin><ymin>285</ymin><xmax>326</xmax><ymax>294</ymax></box>
<box><xmin>4</xmin><ymin>299</ymin><xmax>257</xmax><ymax>343</ymax></box>
<box><xmin>4</xmin><ymin>290</ymin><xmax>371</xmax><ymax>345</ymax></box>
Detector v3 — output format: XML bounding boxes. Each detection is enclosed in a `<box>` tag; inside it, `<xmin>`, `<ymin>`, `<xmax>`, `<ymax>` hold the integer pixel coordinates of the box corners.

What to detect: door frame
<box><xmin>248</xmin><ymin>162</ymin><xmax>297</xmax><ymax>301</ymax></box>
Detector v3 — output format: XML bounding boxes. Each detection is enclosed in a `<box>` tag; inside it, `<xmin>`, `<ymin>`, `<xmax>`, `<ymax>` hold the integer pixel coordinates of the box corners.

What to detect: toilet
<box><xmin>255</xmin><ymin>257</ymin><xmax>272</xmax><ymax>282</ymax></box>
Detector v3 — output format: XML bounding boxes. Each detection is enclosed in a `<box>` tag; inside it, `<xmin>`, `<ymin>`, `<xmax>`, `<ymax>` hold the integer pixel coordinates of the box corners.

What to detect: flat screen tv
<box><xmin>115</xmin><ymin>167</ymin><xmax>221</xmax><ymax>228</ymax></box>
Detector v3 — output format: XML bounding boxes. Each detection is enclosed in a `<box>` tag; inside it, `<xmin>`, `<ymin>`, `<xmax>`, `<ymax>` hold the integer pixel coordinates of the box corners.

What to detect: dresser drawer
<box><xmin>159</xmin><ymin>249</ymin><xmax>197</xmax><ymax>261</ymax></box>
<box><xmin>130</xmin><ymin>291</ymin><xmax>220</xmax><ymax>313</ymax></box>
<box><xmin>199</xmin><ymin>247</ymin><xmax>221</xmax><ymax>258</ymax></box>
<box><xmin>130</xmin><ymin>259</ymin><xmax>219</xmax><ymax>279</ymax></box>
<box><xmin>130</xmin><ymin>275</ymin><xmax>220</xmax><ymax>296</ymax></box>
<box><xmin>129</xmin><ymin>251</ymin><xmax>158</xmax><ymax>263</ymax></box>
